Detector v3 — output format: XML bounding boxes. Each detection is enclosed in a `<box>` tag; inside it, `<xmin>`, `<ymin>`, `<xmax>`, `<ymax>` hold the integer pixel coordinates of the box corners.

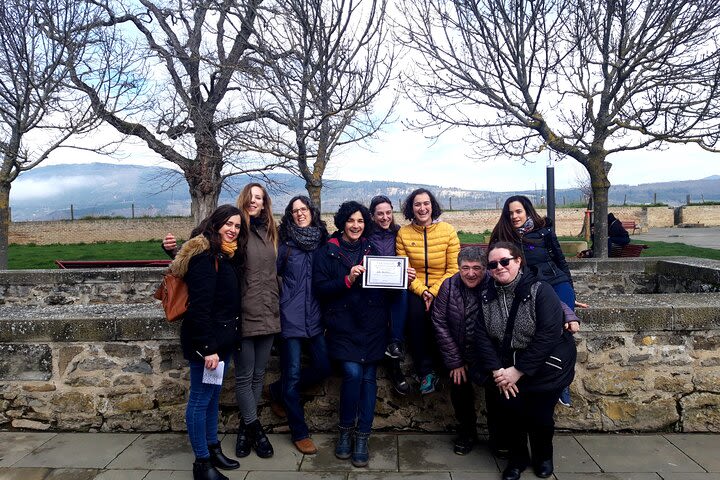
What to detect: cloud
<box><xmin>12</xmin><ymin>176</ymin><xmax>96</xmax><ymax>201</ymax></box>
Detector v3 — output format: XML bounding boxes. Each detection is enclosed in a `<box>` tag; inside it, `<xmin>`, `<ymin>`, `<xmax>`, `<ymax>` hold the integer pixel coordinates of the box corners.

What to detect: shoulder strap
<box><xmin>501</xmin><ymin>293</ymin><xmax>524</xmax><ymax>353</ymax></box>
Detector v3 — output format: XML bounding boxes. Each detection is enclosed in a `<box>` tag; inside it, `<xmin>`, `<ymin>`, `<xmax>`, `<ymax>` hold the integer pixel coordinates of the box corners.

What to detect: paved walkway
<box><xmin>1</xmin><ymin>431</ymin><xmax>719</xmax><ymax>480</ymax></box>
<box><xmin>633</xmin><ymin>227</ymin><xmax>720</xmax><ymax>250</ymax></box>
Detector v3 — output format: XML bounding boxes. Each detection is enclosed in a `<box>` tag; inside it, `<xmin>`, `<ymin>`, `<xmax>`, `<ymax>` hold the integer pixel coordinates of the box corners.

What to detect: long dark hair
<box><xmin>191</xmin><ymin>204</ymin><xmax>244</xmax><ymax>256</ymax></box>
<box><xmin>489</xmin><ymin>195</ymin><xmax>546</xmax><ymax>244</ymax></box>
<box><xmin>402</xmin><ymin>188</ymin><xmax>442</xmax><ymax>221</ymax></box>
<box><xmin>278</xmin><ymin>195</ymin><xmax>328</xmax><ymax>243</ymax></box>
<box><xmin>334</xmin><ymin>201</ymin><xmax>373</xmax><ymax>238</ymax></box>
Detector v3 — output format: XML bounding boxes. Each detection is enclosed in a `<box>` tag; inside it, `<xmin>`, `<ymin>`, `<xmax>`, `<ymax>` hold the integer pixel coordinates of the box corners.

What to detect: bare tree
<box><xmin>230</xmin><ymin>0</ymin><xmax>396</xmax><ymax>210</ymax></box>
<box><xmin>398</xmin><ymin>0</ymin><xmax>720</xmax><ymax>257</ymax></box>
<box><xmin>0</xmin><ymin>0</ymin><xmax>101</xmax><ymax>269</ymax></box>
<box><xmin>61</xmin><ymin>0</ymin><xmax>292</xmax><ymax>224</ymax></box>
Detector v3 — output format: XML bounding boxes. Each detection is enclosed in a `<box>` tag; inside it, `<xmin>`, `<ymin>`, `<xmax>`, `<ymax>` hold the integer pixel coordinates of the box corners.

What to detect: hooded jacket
<box><xmin>171</xmin><ymin>235</ymin><xmax>241</xmax><ymax>361</ymax></box>
<box><xmin>277</xmin><ymin>239</ymin><xmax>323</xmax><ymax>339</ymax></box>
<box><xmin>518</xmin><ymin>220</ymin><xmax>573</xmax><ymax>288</ymax></box>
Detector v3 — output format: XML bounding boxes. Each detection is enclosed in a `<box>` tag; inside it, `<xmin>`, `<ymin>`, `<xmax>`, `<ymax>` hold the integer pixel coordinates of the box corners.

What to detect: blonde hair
<box><xmin>237</xmin><ymin>183</ymin><xmax>278</xmax><ymax>249</ymax></box>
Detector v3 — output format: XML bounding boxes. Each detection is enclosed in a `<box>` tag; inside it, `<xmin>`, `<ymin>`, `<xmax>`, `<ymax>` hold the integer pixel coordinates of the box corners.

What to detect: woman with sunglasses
<box><xmin>475</xmin><ymin>242</ymin><xmax>576</xmax><ymax>480</ymax></box>
<box><xmin>489</xmin><ymin>195</ymin><xmax>579</xmax><ymax>405</ymax></box>
<box><xmin>266</xmin><ymin>196</ymin><xmax>330</xmax><ymax>455</ymax></box>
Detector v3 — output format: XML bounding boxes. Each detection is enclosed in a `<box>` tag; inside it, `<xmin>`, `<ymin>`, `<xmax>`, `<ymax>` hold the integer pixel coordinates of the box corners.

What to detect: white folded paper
<box><xmin>202</xmin><ymin>361</ymin><xmax>225</xmax><ymax>385</ymax></box>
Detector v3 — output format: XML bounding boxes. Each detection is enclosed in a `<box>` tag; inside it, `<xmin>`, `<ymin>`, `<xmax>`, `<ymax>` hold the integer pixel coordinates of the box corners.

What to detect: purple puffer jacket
<box><xmin>368</xmin><ymin>225</ymin><xmax>398</xmax><ymax>257</ymax></box>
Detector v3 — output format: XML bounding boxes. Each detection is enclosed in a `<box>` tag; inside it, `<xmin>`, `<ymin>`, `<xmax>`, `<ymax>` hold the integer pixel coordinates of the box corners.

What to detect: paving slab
<box><xmin>555</xmin><ymin>435</ymin><xmax>602</xmax><ymax>473</ymax></box>
<box><xmin>106</xmin><ymin>433</ymin><xmax>192</xmax><ymax>470</ymax></box>
<box><xmin>658</xmin><ymin>474</ymin><xmax>720</xmax><ymax>480</ymax></box>
<box><xmin>574</xmin><ymin>435</ymin><xmax>704</xmax><ymax>473</ymax></box>
<box><xmin>0</xmin><ymin>432</ymin><xmax>56</xmax><ymax>467</ymax></box>
<box><xmin>13</xmin><ymin>433</ymin><xmax>139</xmax><ymax>469</ymax></box>
<box><xmin>554</xmin><ymin>474</ymin><xmax>661</xmax><ymax>480</ymax></box>
<box><xmin>301</xmin><ymin>433</ymin><xmax>396</xmax><ymax>472</ymax></box>
<box><xmin>0</xmin><ymin>467</ymin><xmax>100</xmax><ymax>480</ymax></box>
<box><xmin>351</xmin><ymin>472</ymin><xmax>451</xmax><ymax>480</ymax></box>
<box><xmin>397</xmin><ymin>434</ymin><xmax>498</xmax><ymax>472</ymax></box>
<box><xmin>246</xmin><ymin>472</ymin><xmax>346</xmax><ymax>480</ymax></box>
<box><xmin>92</xmin><ymin>469</ymin><xmax>149</xmax><ymax>480</ymax></box>
<box><xmin>663</xmin><ymin>434</ymin><xmax>720</xmax><ymax>472</ymax></box>
<box><xmin>142</xmin><ymin>472</ymin><xmax>196</xmax><ymax>480</ymax></box>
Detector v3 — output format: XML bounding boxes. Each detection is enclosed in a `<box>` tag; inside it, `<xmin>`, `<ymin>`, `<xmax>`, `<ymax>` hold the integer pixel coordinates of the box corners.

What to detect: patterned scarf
<box><xmin>516</xmin><ymin>217</ymin><xmax>535</xmax><ymax>236</ymax></box>
<box><xmin>288</xmin><ymin>222</ymin><xmax>323</xmax><ymax>251</ymax></box>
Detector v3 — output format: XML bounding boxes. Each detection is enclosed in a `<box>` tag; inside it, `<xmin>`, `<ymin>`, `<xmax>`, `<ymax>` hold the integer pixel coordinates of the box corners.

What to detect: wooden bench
<box><xmin>609</xmin><ymin>243</ymin><xmax>648</xmax><ymax>258</ymax></box>
<box><xmin>620</xmin><ymin>220</ymin><xmax>639</xmax><ymax>234</ymax></box>
<box><xmin>55</xmin><ymin>260</ymin><xmax>172</xmax><ymax>269</ymax></box>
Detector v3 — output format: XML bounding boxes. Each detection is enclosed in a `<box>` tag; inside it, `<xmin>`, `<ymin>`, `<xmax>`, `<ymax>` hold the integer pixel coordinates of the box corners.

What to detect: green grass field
<box><xmin>7</xmin><ymin>234</ymin><xmax>720</xmax><ymax>269</ymax></box>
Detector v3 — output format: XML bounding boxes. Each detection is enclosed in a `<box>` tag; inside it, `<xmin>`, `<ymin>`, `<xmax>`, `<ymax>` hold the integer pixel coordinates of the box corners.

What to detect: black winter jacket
<box><xmin>475</xmin><ymin>269</ymin><xmax>576</xmax><ymax>392</ymax></box>
<box><xmin>519</xmin><ymin>222</ymin><xmax>573</xmax><ymax>287</ymax></box>
<box><xmin>312</xmin><ymin>236</ymin><xmax>388</xmax><ymax>363</ymax></box>
<box><xmin>172</xmin><ymin>236</ymin><xmax>242</xmax><ymax>361</ymax></box>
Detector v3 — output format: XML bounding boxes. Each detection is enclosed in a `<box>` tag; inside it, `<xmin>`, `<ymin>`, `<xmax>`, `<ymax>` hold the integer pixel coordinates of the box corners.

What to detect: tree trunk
<box><xmin>0</xmin><ymin>182</ymin><xmax>9</xmax><ymax>269</ymax></box>
<box><xmin>588</xmin><ymin>160</ymin><xmax>611</xmax><ymax>258</ymax></box>
<box><xmin>187</xmin><ymin>141</ymin><xmax>223</xmax><ymax>225</ymax></box>
<box><xmin>306</xmin><ymin>180</ymin><xmax>322</xmax><ymax>214</ymax></box>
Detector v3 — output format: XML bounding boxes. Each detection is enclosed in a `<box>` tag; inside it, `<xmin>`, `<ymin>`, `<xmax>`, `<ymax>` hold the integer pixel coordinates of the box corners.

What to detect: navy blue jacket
<box><xmin>368</xmin><ymin>225</ymin><xmax>398</xmax><ymax>256</ymax></box>
<box><xmin>519</xmin><ymin>224</ymin><xmax>573</xmax><ymax>287</ymax></box>
<box><xmin>277</xmin><ymin>240</ymin><xmax>323</xmax><ymax>339</ymax></box>
<box><xmin>312</xmin><ymin>236</ymin><xmax>388</xmax><ymax>363</ymax></box>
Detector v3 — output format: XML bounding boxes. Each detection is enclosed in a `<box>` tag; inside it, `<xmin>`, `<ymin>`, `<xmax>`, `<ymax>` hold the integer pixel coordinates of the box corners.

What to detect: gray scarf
<box><xmin>288</xmin><ymin>223</ymin><xmax>323</xmax><ymax>251</ymax></box>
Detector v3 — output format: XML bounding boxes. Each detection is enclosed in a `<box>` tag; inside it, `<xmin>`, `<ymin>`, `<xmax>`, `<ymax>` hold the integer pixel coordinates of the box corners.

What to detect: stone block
<box><xmin>654</xmin><ymin>373</ymin><xmax>694</xmax><ymax>394</ymax></box>
<box><xmin>52</xmin><ymin>392</ymin><xmax>95</xmax><ymax>413</ymax></box>
<box><xmin>58</xmin><ymin>346</ymin><xmax>84</xmax><ymax>376</ymax></box>
<box><xmin>680</xmin><ymin>392</ymin><xmax>720</xmax><ymax>432</ymax></box>
<box><xmin>155</xmin><ymin>380</ymin><xmax>186</xmax><ymax>406</ymax></box>
<box><xmin>11</xmin><ymin>418</ymin><xmax>51</xmax><ymax>430</ymax></box>
<box><xmin>583</xmin><ymin>370</ymin><xmax>645</xmax><ymax>396</ymax></box>
<box><xmin>0</xmin><ymin>344</ymin><xmax>52</xmax><ymax>381</ymax></box>
<box><xmin>693</xmin><ymin>372</ymin><xmax>720</xmax><ymax>393</ymax></box>
<box><xmin>693</xmin><ymin>334</ymin><xmax>720</xmax><ymax>350</ymax></box>
<box><xmin>113</xmin><ymin>394</ymin><xmax>155</xmax><ymax>413</ymax></box>
<box><xmin>599</xmin><ymin>397</ymin><xmax>679</xmax><ymax>431</ymax></box>
<box><xmin>104</xmin><ymin>344</ymin><xmax>142</xmax><ymax>358</ymax></box>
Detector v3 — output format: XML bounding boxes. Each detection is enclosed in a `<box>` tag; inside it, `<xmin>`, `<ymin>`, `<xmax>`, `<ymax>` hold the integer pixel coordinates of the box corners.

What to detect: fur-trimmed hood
<box><xmin>169</xmin><ymin>235</ymin><xmax>210</xmax><ymax>278</ymax></box>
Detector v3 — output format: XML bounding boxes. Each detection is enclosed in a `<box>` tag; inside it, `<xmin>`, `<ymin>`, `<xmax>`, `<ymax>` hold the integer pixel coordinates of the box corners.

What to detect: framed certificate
<box><xmin>362</xmin><ymin>255</ymin><xmax>408</xmax><ymax>289</ymax></box>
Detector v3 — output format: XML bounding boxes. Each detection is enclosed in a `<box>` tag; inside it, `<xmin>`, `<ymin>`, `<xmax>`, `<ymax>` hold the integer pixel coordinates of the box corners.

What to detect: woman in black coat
<box><xmin>312</xmin><ymin>201</ymin><xmax>388</xmax><ymax>468</ymax></box>
<box><xmin>172</xmin><ymin>204</ymin><xmax>244</xmax><ymax>480</ymax></box>
<box><xmin>475</xmin><ymin>242</ymin><xmax>576</xmax><ymax>480</ymax></box>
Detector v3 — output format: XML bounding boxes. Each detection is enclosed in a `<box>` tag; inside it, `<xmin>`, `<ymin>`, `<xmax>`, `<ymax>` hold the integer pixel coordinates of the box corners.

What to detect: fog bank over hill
<box><xmin>9</xmin><ymin>163</ymin><xmax>720</xmax><ymax>221</ymax></box>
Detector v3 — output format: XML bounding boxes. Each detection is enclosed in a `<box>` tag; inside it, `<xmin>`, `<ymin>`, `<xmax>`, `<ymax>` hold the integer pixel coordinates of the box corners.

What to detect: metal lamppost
<box><xmin>546</xmin><ymin>157</ymin><xmax>555</xmax><ymax>227</ymax></box>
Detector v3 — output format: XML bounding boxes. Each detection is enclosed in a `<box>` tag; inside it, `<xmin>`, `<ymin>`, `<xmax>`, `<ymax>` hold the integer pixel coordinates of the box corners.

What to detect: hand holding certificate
<box><xmin>362</xmin><ymin>255</ymin><xmax>409</xmax><ymax>289</ymax></box>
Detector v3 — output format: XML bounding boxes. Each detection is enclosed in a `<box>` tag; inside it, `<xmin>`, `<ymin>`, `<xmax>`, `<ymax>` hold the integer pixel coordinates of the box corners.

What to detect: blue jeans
<box><xmin>389</xmin><ymin>289</ymin><xmax>408</xmax><ymax>344</ymax></box>
<box><xmin>338</xmin><ymin>362</ymin><xmax>378</xmax><ymax>433</ymax></box>
<box><xmin>552</xmin><ymin>281</ymin><xmax>576</xmax><ymax>405</ymax></box>
<box><xmin>271</xmin><ymin>334</ymin><xmax>331</xmax><ymax>441</ymax></box>
<box><xmin>186</xmin><ymin>358</ymin><xmax>225</xmax><ymax>459</ymax></box>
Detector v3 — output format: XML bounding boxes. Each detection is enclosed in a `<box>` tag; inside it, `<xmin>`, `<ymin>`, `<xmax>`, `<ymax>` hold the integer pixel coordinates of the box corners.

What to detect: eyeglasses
<box><xmin>487</xmin><ymin>257</ymin><xmax>516</xmax><ymax>270</ymax></box>
<box><xmin>460</xmin><ymin>265</ymin><xmax>484</xmax><ymax>273</ymax></box>
<box><xmin>291</xmin><ymin>207</ymin><xmax>309</xmax><ymax>216</ymax></box>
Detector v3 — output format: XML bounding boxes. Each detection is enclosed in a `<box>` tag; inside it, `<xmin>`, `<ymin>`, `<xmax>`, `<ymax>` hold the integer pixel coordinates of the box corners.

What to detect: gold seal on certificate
<box><xmin>362</xmin><ymin>255</ymin><xmax>408</xmax><ymax>289</ymax></box>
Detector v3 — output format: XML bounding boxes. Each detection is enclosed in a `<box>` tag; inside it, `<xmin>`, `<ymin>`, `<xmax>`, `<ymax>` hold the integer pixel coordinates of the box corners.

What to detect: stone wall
<box><xmin>678</xmin><ymin>205</ymin><xmax>720</xmax><ymax>225</ymax></box>
<box><xmin>9</xmin><ymin>206</ymin><xmax>679</xmax><ymax>245</ymax></box>
<box><xmin>1</xmin><ymin>258</ymin><xmax>720</xmax><ymax>433</ymax></box>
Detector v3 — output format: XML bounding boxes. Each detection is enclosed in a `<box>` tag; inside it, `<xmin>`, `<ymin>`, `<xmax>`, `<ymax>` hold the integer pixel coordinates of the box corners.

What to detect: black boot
<box><xmin>335</xmin><ymin>424</ymin><xmax>353</xmax><ymax>459</ymax></box>
<box><xmin>389</xmin><ymin>359</ymin><xmax>410</xmax><ymax>396</ymax></box>
<box><xmin>250</xmin><ymin>419</ymin><xmax>274</xmax><ymax>458</ymax></box>
<box><xmin>193</xmin><ymin>458</ymin><xmax>228</xmax><ymax>480</ymax></box>
<box><xmin>351</xmin><ymin>431</ymin><xmax>370</xmax><ymax>467</ymax></box>
<box><xmin>453</xmin><ymin>430</ymin><xmax>479</xmax><ymax>455</ymax></box>
<box><xmin>530</xmin><ymin>426</ymin><xmax>554</xmax><ymax>478</ymax></box>
<box><xmin>208</xmin><ymin>442</ymin><xmax>239</xmax><ymax>470</ymax></box>
<box><xmin>235</xmin><ymin>419</ymin><xmax>251</xmax><ymax>458</ymax></box>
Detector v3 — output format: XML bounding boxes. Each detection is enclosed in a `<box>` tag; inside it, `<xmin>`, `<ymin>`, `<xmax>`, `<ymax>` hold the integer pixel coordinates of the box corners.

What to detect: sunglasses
<box><xmin>487</xmin><ymin>257</ymin><xmax>516</xmax><ymax>270</ymax></box>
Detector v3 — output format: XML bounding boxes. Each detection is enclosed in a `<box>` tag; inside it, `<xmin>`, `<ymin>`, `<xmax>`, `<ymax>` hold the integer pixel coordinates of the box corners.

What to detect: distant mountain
<box><xmin>9</xmin><ymin>163</ymin><xmax>720</xmax><ymax>221</ymax></box>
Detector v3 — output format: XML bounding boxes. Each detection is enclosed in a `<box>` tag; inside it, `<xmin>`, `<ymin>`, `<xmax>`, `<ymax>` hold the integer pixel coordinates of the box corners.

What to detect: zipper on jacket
<box><xmin>423</xmin><ymin>227</ymin><xmax>429</xmax><ymax>287</ymax></box>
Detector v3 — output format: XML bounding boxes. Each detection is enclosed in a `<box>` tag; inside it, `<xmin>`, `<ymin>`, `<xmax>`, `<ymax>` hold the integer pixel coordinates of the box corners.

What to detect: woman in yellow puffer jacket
<box><xmin>396</xmin><ymin>188</ymin><xmax>460</xmax><ymax>394</ymax></box>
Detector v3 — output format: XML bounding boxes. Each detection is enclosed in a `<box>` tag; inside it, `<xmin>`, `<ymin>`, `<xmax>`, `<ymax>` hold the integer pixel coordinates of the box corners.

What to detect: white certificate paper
<box><xmin>362</xmin><ymin>255</ymin><xmax>408</xmax><ymax>289</ymax></box>
<box><xmin>202</xmin><ymin>361</ymin><xmax>225</xmax><ymax>385</ymax></box>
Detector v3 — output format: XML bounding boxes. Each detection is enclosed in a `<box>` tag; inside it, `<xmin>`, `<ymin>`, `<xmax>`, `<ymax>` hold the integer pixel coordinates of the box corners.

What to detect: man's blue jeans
<box><xmin>271</xmin><ymin>334</ymin><xmax>331</xmax><ymax>441</ymax></box>
<box><xmin>338</xmin><ymin>361</ymin><xmax>378</xmax><ymax>434</ymax></box>
<box><xmin>186</xmin><ymin>358</ymin><xmax>224</xmax><ymax>459</ymax></box>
